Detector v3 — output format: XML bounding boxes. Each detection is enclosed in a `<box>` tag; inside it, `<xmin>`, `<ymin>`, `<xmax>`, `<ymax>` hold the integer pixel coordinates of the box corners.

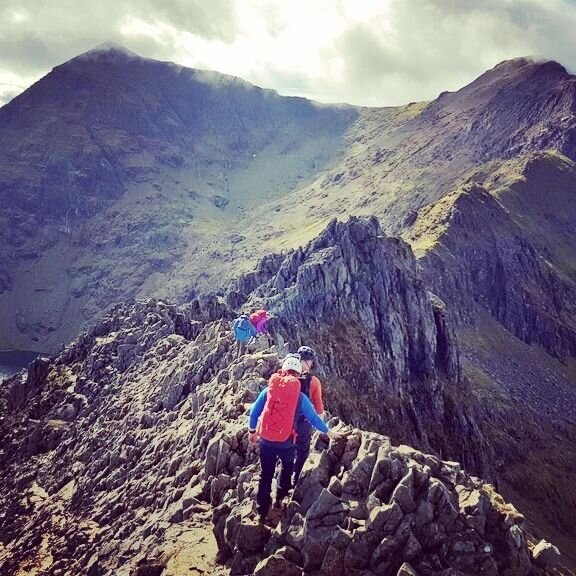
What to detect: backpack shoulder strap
<box><xmin>299</xmin><ymin>373</ymin><xmax>313</xmax><ymax>397</ymax></box>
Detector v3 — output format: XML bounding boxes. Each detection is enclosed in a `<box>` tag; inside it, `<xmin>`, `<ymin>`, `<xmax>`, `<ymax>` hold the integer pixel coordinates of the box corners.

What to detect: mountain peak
<box><xmin>85</xmin><ymin>41</ymin><xmax>138</xmax><ymax>57</ymax></box>
<box><xmin>491</xmin><ymin>56</ymin><xmax>568</xmax><ymax>78</ymax></box>
<box><xmin>66</xmin><ymin>41</ymin><xmax>142</xmax><ymax>66</ymax></box>
<box><xmin>454</xmin><ymin>56</ymin><xmax>572</xmax><ymax>98</ymax></box>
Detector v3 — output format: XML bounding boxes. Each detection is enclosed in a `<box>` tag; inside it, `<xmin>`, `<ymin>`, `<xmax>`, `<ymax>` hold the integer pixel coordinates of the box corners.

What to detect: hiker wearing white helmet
<box><xmin>280</xmin><ymin>354</ymin><xmax>301</xmax><ymax>373</ymax></box>
<box><xmin>248</xmin><ymin>353</ymin><xmax>328</xmax><ymax>523</ymax></box>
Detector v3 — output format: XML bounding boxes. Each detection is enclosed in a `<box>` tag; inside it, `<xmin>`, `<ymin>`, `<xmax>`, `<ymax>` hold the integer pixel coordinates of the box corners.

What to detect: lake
<box><xmin>0</xmin><ymin>350</ymin><xmax>43</xmax><ymax>382</ymax></box>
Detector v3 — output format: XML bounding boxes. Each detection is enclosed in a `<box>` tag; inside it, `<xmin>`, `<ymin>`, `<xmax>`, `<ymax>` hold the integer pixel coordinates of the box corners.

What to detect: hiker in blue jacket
<box><xmin>249</xmin><ymin>354</ymin><xmax>328</xmax><ymax>523</ymax></box>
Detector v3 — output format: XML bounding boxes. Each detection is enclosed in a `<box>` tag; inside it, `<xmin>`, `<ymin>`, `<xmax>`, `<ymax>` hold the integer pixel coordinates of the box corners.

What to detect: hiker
<box><xmin>248</xmin><ymin>353</ymin><xmax>328</xmax><ymax>523</ymax></box>
<box><xmin>232</xmin><ymin>313</ymin><xmax>257</xmax><ymax>357</ymax></box>
<box><xmin>249</xmin><ymin>308</ymin><xmax>275</xmax><ymax>348</ymax></box>
<box><xmin>249</xmin><ymin>309</ymin><xmax>270</xmax><ymax>336</ymax></box>
<box><xmin>293</xmin><ymin>345</ymin><xmax>324</xmax><ymax>485</ymax></box>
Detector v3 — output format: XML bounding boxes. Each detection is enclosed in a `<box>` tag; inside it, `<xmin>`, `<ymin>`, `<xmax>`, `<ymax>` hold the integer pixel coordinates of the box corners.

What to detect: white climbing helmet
<box><xmin>281</xmin><ymin>354</ymin><xmax>302</xmax><ymax>374</ymax></box>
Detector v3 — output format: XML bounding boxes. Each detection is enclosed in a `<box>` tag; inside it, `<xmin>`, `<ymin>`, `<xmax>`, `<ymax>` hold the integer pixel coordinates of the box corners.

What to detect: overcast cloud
<box><xmin>1</xmin><ymin>0</ymin><xmax>576</xmax><ymax>107</ymax></box>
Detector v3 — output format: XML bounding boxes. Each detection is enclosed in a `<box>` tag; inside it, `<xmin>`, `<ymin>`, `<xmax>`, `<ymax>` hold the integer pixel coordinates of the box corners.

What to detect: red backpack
<box><xmin>259</xmin><ymin>371</ymin><xmax>301</xmax><ymax>442</ymax></box>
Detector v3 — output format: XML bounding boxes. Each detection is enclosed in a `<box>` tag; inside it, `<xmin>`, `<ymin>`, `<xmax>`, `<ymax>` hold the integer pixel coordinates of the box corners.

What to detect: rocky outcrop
<box><xmin>7</xmin><ymin>356</ymin><xmax>51</xmax><ymax>410</ymax></box>
<box><xmin>532</xmin><ymin>540</ymin><xmax>561</xmax><ymax>570</ymax></box>
<box><xmin>216</xmin><ymin>426</ymin><xmax>536</xmax><ymax>576</ymax></box>
<box><xmin>409</xmin><ymin>59</ymin><xmax>576</xmax><ymax>165</ymax></box>
<box><xmin>0</xmin><ymin>298</ymin><xmax>243</xmax><ymax>575</ymax></box>
<box><xmin>231</xmin><ymin>217</ymin><xmax>490</xmax><ymax>477</ymax></box>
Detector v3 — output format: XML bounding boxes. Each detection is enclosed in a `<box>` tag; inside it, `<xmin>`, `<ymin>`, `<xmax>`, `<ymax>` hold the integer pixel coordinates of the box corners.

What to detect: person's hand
<box><xmin>326</xmin><ymin>423</ymin><xmax>348</xmax><ymax>442</ymax></box>
<box><xmin>248</xmin><ymin>430</ymin><xmax>259</xmax><ymax>445</ymax></box>
<box><xmin>327</xmin><ymin>416</ymin><xmax>342</xmax><ymax>430</ymax></box>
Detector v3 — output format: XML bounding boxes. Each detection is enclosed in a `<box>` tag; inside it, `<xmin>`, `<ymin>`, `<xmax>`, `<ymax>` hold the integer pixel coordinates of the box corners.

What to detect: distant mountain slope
<box><xmin>3</xmin><ymin>48</ymin><xmax>576</xmax><ymax>373</ymax></box>
<box><xmin>253</xmin><ymin>58</ymin><xmax>576</xmax><ymax>237</ymax></box>
<box><xmin>0</xmin><ymin>44</ymin><xmax>357</xmax><ymax>350</ymax></box>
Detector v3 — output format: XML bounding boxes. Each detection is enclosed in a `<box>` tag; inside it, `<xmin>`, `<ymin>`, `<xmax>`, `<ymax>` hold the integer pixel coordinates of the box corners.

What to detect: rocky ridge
<box><xmin>0</xmin><ymin>309</ymin><xmax>557</xmax><ymax>576</ymax></box>
<box><xmin>215</xmin><ymin>424</ymin><xmax>544</xmax><ymax>576</ymax></box>
<box><xmin>0</xmin><ymin>301</ymin><xmax>560</xmax><ymax>576</ymax></box>
<box><xmin>251</xmin><ymin>58</ymin><xmax>576</xmax><ymax>238</ymax></box>
<box><xmin>230</xmin><ymin>217</ymin><xmax>576</xmax><ymax>563</ymax></box>
<box><xmin>229</xmin><ymin>217</ymin><xmax>490</xmax><ymax>476</ymax></box>
<box><xmin>0</xmin><ymin>218</ymin><xmax>564</xmax><ymax>575</ymax></box>
<box><xmin>407</xmin><ymin>177</ymin><xmax>576</xmax><ymax>363</ymax></box>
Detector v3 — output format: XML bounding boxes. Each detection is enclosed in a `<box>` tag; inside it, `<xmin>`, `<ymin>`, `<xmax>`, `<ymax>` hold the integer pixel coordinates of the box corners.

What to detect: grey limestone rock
<box><xmin>253</xmin><ymin>553</ymin><xmax>302</xmax><ymax>576</ymax></box>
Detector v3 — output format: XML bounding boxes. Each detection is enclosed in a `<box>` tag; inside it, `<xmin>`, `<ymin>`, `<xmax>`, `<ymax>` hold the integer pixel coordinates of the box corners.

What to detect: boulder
<box><xmin>532</xmin><ymin>539</ymin><xmax>561</xmax><ymax>569</ymax></box>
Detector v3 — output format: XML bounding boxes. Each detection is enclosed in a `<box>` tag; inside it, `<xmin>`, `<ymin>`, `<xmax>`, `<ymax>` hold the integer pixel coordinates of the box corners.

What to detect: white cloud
<box><xmin>1</xmin><ymin>0</ymin><xmax>576</xmax><ymax>107</ymax></box>
<box><xmin>0</xmin><ymin>70</ymin><xmax>39</xmax><ymax>106</ymax></box>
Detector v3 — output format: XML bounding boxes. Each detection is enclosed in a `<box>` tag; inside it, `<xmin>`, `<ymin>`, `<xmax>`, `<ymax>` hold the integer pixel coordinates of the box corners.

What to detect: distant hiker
<box><xmin>232</xmin><ymin>313</ymin><xmax>257</xmax><ymax>357</ymax></box>
<box><xmin>293</xmin><ymin>345</ymin><xmax>324</xmax><ymax>485</ymax></box>
<box><xmin>248</xmin><ymin>353</ymin><xmax>328</xmax><ymax>523</ymax></box>
<box><xmin>249</xmin><ymin>309</ymin><xmax>270</xmax><ymax>336</ymax></box>
<box><xmin>250</xmin><ymin>308</ymin><xmax>277</xmax><ymax>349</ymax></box>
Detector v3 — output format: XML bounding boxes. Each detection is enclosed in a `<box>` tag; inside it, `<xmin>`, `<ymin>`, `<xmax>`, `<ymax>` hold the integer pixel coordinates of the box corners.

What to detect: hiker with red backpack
<box><xmin>248</xmin><ymin>353</ymin><xmax>328</xmax><ymax>523</ymax></box>
<box><xmin>293</xmin><ymin>345</ymin><xmax>324</xmax><ymax>486</ymax></box>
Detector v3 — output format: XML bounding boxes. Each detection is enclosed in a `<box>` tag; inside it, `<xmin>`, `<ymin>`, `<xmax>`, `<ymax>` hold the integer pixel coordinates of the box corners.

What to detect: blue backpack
<box><xmin>232</xmin><ymin>314</ymin><xmax>257</xmax><ymax>343</ymax></box>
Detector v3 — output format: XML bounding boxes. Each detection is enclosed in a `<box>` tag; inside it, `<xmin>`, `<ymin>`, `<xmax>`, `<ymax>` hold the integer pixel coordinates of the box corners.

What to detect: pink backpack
<box><xmin>249</xmin><ymin>309</ymin><xmax>269</xmax><ymax>335</ymax></box>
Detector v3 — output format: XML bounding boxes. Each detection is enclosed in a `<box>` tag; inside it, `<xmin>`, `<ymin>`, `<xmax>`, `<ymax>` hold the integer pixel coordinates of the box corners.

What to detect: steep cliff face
<box><xmin>406</xmin><ymin>154</ymin><xmax>576</xmax><ymax>362</ymax></box>
<box><xmin>402</xmin><ymin>162</ymin><xmax>576</xmax><ymax>562</ymax></box>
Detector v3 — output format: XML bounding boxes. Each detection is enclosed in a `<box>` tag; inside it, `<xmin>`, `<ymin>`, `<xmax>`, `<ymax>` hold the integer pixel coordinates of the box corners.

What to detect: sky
<box><xmin>1</xmin><ymin>0</ymin><xmax>576</xmax><ymax>107</ymax></box>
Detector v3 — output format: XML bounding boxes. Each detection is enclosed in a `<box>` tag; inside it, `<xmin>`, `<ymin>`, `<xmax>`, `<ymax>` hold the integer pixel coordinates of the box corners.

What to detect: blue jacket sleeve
<box><xmin>300</xmin><ymin>393</ymin><xmax>329</xmax><ymax>433</ymax></box>
<box><xmin>249</xmin><ymin>389</ymin><xmax>268</xmax><ymax>430</ymax></box>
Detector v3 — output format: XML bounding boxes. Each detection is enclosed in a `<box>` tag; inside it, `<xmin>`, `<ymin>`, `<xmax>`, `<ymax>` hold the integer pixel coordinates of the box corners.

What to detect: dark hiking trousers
<box><xmin>256</xmin><ymin>442</ymin><xmax>295</xmax><ymax>518</ymax></box>
<box><xmin>294</xmin><ymin>418</ymin><xmax>313</xmax><ymax>485</ymax></box>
